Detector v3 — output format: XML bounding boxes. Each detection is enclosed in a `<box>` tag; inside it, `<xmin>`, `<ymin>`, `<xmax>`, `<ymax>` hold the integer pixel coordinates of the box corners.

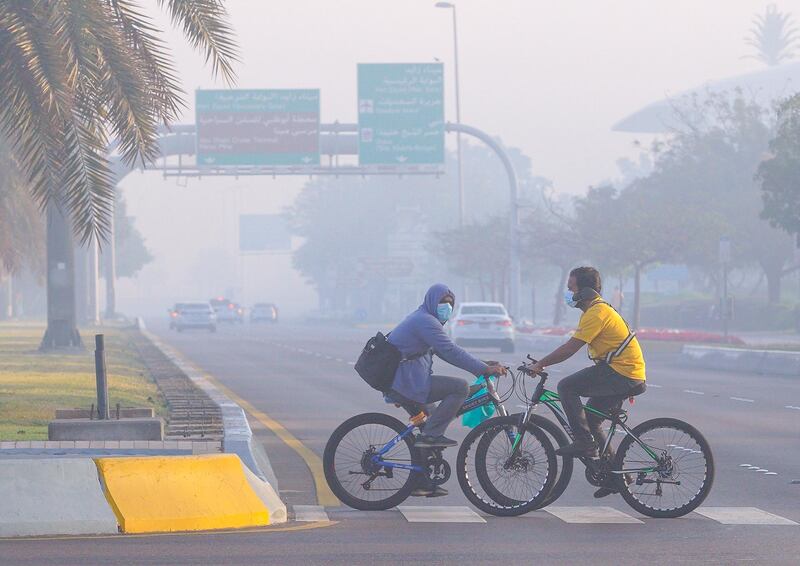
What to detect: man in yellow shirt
<box><xmin>528</xmin><ymin>267</ymin><xmax>646</xmax><ymax>492</ymax></box>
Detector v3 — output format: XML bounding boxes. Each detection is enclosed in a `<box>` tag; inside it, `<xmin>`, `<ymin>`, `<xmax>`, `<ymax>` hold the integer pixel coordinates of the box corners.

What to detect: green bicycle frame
<box><xmin>510</xmin><ymin>388</ymin><xmax>661</xmax><ymax>471</ymax></box>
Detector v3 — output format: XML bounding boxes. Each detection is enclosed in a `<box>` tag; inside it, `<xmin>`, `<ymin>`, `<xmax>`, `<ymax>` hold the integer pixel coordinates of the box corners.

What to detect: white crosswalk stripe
<box><xmin>293</xmin><ymin>505</ymin><xmax>330</xmax><ymax>522</ymax></box>
<box><xmin>311</xmin><ymin>505</ymin><xmax>798</xmax><ymax>526</ymax></box>
<box><xmin>694</xmin><ymin>507</ymin><xmax>798</xmax><ymax>525</ymax></box>
<box><xmin>545</xmin><ymin>506</ymin><xmax>643</xmax><ymax>524</ymax></box>
<box><xmin>398</xmin><ymin>505</ymin><xmax>486</xmax><ymax>523</ymax></box>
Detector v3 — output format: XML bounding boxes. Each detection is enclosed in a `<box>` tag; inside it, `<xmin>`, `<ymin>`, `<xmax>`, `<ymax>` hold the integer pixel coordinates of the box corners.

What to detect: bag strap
<box><xmin>401</xmin><ymin>348</ymin><xmax>431</xmax><ymax>363</ymax></box>
<box><xmin>375</xmin><ymin>331</ymin><xmax>428</xmax><ymax>363</ymax></box>
<box><xmin>585</xmin><ymin>300</ymin><xmax>637</xmax><ymax>365</ymax></box>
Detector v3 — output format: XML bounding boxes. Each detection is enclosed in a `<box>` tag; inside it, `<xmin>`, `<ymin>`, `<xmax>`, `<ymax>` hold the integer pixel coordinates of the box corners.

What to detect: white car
<box><xmin>170</xmin><ymin>302</ymin><xmax>217</xmax><ymax>333</ymax></box>
<box><xmin>449</xmin><ymin>302</ymin><xmax>515</xmax><ymax>353</ymax></box>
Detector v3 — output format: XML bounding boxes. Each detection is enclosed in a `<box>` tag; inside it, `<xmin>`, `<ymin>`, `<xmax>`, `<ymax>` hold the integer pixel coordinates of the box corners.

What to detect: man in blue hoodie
<box><xmin>387</xmin><ymin>283</ymin><xmax>507</xmax><ymax>451</ymax></box>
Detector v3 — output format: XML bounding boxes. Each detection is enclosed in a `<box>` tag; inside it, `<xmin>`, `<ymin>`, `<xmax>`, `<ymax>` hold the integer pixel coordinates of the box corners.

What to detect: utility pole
<box><xmin>719</xmin><ymin>236</ymin><xmax>731</xmax><ymax>339</ymax></box>
<box><xmin>104</xmin><ymin>197</ymin><xmax>116</xmax><ymax>319</ymax></box>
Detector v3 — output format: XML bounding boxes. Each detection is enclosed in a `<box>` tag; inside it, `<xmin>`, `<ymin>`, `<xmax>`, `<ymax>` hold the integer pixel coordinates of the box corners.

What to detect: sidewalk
<box><xmin>736</xmin><ymin>330</ymin><xmax>800</xmax><ymax>349</ymax></box>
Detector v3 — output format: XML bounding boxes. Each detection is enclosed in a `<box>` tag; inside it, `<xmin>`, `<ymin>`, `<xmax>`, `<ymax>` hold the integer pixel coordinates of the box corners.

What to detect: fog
<box><xmin>11</xmin><ymin>0</ymin><xmax>800</xmax><ymax>333</ymax></box>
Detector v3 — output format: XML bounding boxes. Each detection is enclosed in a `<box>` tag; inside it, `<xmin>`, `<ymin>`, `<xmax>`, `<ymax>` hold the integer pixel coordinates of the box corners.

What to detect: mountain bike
<box><xmin>457</xmin><ymin>356</ymin><xmax>714</xmax><ymax>518</ymax></box>
<box><xmin>323</xmin><ymin>372</ymin><xmax>558</xmax><ymax>511</ymax></box>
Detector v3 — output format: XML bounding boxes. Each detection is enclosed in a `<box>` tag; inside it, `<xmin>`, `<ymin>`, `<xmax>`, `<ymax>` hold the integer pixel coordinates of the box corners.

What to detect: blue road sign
<box><xmin>196</xmin><ymin>89</ymin><xmax>320</xmax><ymax>166</ymax></box>
<box><xmin>357</xmin><ymin>64</ymin><xmax>444</xmax><ymax>166</ymax></box>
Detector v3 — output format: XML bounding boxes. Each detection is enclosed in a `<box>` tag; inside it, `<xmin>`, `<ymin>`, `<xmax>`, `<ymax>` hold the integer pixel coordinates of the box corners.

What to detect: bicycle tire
<box><xmin>472</xmin><ymin>414</ymin><xmax>573</xmax><ymax>509</ymax></box>
<box><xmin>456</xmin><ymin>415</ymin><xmax>557</xmax><ymax>516</ymax></box>
<box><xmin>323</xmin><ymin>412</ymin><xmax>418</xmax><ymax>511</ymax></box>
<box><xmin>613</xmin><ymin>417</ymin><xmax>714</xmax><ymax>518</ymax></box>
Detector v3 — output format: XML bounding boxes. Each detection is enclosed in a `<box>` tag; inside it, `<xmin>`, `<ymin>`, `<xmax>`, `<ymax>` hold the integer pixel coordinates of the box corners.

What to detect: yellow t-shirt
<box><xmin>572</xmin><ymin>299</ymin><xmax>646</xmax><ymax>380</ymax></box>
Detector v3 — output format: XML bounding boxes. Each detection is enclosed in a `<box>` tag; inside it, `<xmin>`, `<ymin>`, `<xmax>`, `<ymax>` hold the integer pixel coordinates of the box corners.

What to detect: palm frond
<box><xmin>56</xmin><ymin>118</ymin><xmax>115</xmax><ymax>244</ymax></box>
<box><xmin>110</xmin><ymin>0</ymin><xmax>185</xmax><ymax>123</ymax></box>
<box><xmin>84</xmin><ymin>1</ymin><xmax>161</xmax><ymax>165</ymax></box>
<box><xmin>0</xmin><ymin>0</ymin><xmax>240</xmax><ymax>243</ymax></box>
<box><xmin>159</xmin><ymin>0</ymin><xmax>239</xmax><ymax>84</ymax></box>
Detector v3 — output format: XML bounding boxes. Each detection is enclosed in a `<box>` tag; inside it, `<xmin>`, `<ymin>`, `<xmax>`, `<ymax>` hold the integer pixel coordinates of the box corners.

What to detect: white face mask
<box><xmin>437</xmin><ymin>303</ymin><xmax>453</xmax><ymax>323</ymax></box>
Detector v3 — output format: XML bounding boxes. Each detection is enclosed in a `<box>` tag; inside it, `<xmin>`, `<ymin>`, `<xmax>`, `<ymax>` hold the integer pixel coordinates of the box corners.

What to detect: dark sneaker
<box><xmin>415</xmin><ymin>435</ymin><xmax>458</xmax><ymax>448</ymax></box>
<box><xmin>554</xmin><ymin>440</ymin><xmax>599</xmax><ymax>459</ymax></box>
<box><xmin>594</xmin><ymin>473</ymin><xmax>634</xmax><ymax>498</ymax></box>
<box><xmin>593</xmin><ymin>486</ymin><xmax>618</xmax><ymax>499</ymax></box>
<box><xmin>411</xmin><ymin>485</ymin><xmax>449</xmax><ymax>497</ymax></box>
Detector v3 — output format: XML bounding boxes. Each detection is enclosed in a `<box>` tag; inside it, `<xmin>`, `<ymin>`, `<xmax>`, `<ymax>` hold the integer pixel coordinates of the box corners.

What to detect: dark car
<box><xmin>250</xmin><ymin>303</ymin><xmax>278</xmax><ymax>323</ymax></box>
<box><xmin>209</xmin><ymin>297</ymin><xmax>244</xmax><ymax>324</ymax></box>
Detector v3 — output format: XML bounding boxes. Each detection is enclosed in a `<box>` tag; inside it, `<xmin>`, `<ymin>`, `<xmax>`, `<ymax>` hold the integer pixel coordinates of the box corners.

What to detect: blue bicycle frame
<box><xmin>370</xmin><ymin>375</ymin><xmax>508</xmax><ymax>474</ymax></box>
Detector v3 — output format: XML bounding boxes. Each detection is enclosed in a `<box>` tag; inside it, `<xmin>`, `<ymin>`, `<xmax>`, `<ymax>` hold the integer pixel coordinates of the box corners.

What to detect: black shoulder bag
<box><xmin>354</xmin><ymin>332</ymin><xmax>429</xmax><ymax>392</ymax></box>
<box><xmin>354</xmin><ymin>332</ymin><xmax>402</xmax><ymax>392</ymax></box>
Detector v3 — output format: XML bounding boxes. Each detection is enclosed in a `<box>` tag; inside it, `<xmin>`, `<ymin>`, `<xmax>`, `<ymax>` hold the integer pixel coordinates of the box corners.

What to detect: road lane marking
<box><xmin>193</xmin><ymin>367</ymin><xmax>339</xmax><ymax>507</ymax></box>
<box><xmin>293</xmin><ymin>505</ymin><xmax>330</xmax><ymax>522</ymax></box>
<box><xmin>647</xmin><ymin>384</ymin><xmax>662</xmax><ymax>388</ymax></box>
<box><xmin>695</xmin><ymin>507</ymin><xmax>798</xmax><ymax>525</ymax></box>
<box><xmin>545</xmin><ymin>506</ymin><xmax>643</xmax><ymax>524</ymax></box>
<box><xmin>347</xmin><ymin>361</ymin><xmax>356</xmax><ymax>365</ymax></box>
<box><xmin>398</xmin><ymin>506</ymin><xmax>485</xmax><ymax>523</ymax></box>
<box><xmin>683</xmin><ymin>390</ymin><xmax>705</xmax><ymax>395</ymax></box>
<box><xmin>730</xmin><ymin>397</ymin><xmax>754</xmax><ymax>403</ymax></box>
<box><xmin>786</xmin><ymin>405</ymin><xmax>800</xmax><ymax>411</ymax></box>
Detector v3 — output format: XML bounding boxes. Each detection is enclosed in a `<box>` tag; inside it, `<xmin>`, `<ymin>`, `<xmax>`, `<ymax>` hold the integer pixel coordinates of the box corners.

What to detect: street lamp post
<box><xmin>436</xmin><ymin>1</ymin><xmax>468</xmax><ymax>302</ymax></box>
<box><xmin>435</xmin><ymin>2</ymin><xmax>464</xmax><ymax>229</ymax></box>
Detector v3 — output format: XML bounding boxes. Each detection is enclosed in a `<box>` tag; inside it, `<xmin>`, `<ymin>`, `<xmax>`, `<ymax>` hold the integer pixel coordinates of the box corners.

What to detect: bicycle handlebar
<box><xmin>517</xmin><ymin>355</ymin><xmax>548</xmax><ymax>379</ymax></box>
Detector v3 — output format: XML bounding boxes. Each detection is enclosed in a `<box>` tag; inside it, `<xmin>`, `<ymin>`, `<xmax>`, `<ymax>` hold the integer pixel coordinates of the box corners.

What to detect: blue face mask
<box><xmin>437</xmin><ymin>303</ymin><xmax>453</xmax><ymax>323</ymax></box>
<box><xmin>564</xmin><ymin>290</ymin><xmax>578</xmax><ymax>308</ymax></box>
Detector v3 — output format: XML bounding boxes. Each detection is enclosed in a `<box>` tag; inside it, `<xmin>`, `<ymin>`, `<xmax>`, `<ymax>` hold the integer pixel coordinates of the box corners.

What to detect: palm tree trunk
<box><xmin>40</xmin><ymin>204</ymin><xmax>82</xmax><ymax>350</ymax></box>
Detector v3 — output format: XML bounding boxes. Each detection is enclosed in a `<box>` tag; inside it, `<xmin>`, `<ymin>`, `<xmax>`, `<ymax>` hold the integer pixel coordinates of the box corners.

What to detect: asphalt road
<box><xmin>4</xmin><ymin>320</ymin><xmax>800</xmax><ymax>565</ymax></box>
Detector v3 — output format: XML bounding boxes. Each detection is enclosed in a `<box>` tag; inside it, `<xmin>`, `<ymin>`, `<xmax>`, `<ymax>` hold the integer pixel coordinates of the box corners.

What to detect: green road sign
<box><xmin>357</xmin><ymin>63</ymin><xmax>444</xmax><ymax>166</ymax></box>
<box><xmin>196</xmin><ymin>89</ymin><xmax>320</xmax><ymax>166</ymax></box>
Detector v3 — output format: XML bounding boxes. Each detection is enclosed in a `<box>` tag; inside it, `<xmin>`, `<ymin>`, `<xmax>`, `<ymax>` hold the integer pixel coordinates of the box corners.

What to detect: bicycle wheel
<box><xmin>323</xmin><ymin>412</ymin><xmax>418</xmax><ymax>511</ymax></box>
<box><xmin>471</xmin><ymin>414</ymin><xmax>573</xmax><ymax>509</ymax></box>
<box><xmin>456</xmin><ymin>415</ymin><xmax>557</xmax><ymax>516</ymax></box>
<box><xmin>613</xmin><ymin>417</ymin><xmax>714</xmax><ymax>518</ymax></box>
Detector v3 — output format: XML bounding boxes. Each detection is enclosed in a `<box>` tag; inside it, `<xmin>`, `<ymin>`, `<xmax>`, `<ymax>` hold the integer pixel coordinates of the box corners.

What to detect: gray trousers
<box><xmin>556</xmin><ymin>364</ymin><xmax>646</xmax><ymax>447</ymax></box>
<box><xmin>391</xmin><ymin>375</ymin><xmax>470</xmax><ymax>437</ymax></box>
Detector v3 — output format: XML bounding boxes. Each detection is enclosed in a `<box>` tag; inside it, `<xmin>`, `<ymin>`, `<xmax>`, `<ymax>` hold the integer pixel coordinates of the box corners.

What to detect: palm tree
<box><xmin>0</xmin><ymin>0</ymin><xmax>239</xmax><ymax>347</ymax></box>
<box><xmin>0</xmin><ymin>0</ymin><xmax>238</xmax><ymax>242</ymax></box>
<box><xmin>746</xmin><ymin>4</ymin><xmax>798</xmax><ymax>66</ymax></box>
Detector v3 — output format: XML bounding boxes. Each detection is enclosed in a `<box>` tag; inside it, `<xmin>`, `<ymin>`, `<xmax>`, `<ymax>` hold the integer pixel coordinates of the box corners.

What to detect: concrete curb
<box><xmin>0</xmin><ymin>458</ymin><xmax>118</xmax><ymax>537</ymax></box>
<box><xmin>135</xmin><ymin>319</ymin><xmax>282</xmax><ymax>495</ymax></box>
<box><xmin>97</xmin><ymin>454</ymin><xmax>284</xmax><ymax>532</ymax></box>
<box><xmin>681</xmin><ymin>344</ymin><xmax>800</xmax><ymax>376</ymax></box>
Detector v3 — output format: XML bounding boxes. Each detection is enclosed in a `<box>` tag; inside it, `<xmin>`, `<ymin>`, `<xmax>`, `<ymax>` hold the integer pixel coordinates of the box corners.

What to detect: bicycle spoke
<box><xmin>619</xmin><ymin>424</ymin><xmax>710</xmax><ymax>513</ymax></box>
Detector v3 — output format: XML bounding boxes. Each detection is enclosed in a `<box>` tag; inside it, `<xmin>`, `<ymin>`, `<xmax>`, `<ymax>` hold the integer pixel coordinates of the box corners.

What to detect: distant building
<box><xmin>613</xmin><ymin>62</ymin><xmax>800</xmax><ymax>133</ymax></box>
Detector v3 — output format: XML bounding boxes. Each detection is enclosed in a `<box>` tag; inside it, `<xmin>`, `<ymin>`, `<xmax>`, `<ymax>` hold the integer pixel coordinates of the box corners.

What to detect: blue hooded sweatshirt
<box><xmin>387</xmin><ymin>283</ymin><xmax>489</xmax><ymax>403</ymax></box>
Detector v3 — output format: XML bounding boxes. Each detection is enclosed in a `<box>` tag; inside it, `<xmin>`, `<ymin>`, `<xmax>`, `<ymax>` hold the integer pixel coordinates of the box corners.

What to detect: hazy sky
<box><xmin>150</xmin><ymin>0</ymin><xmax>797</xmax><ymax>193</ymax></box>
